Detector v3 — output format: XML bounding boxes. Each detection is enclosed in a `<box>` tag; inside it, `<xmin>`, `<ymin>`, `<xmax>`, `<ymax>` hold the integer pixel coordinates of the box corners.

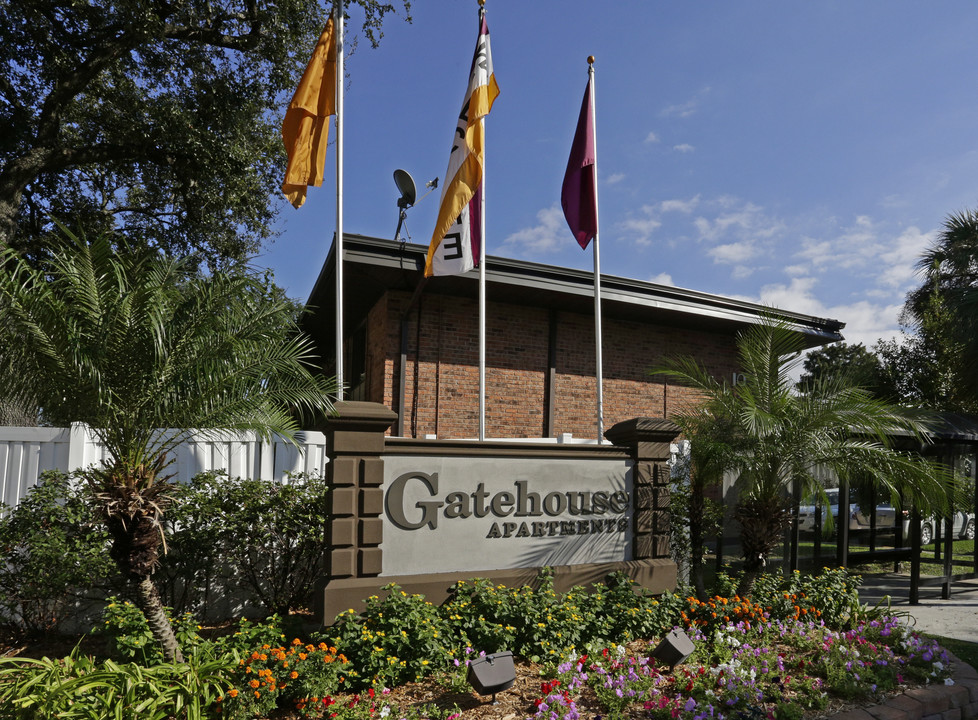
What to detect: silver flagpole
<box><xmin>334</xmin><ymin>0</ymin><xmax>345</xmax><ymax>401</ymax></box>
<box><xmin>589</xmin><ymin>58</ymin><xmax>603</xmax><ymax>441</ymax></box>
<box><xmin>478</xmin><ymin>0</ymin><xmax>487</xmax><ymax>442</ymax></box>
<box><xmin>479</xmin><ymin>139</ymin><xmax>486</xmax><ymax>441</ymax></box>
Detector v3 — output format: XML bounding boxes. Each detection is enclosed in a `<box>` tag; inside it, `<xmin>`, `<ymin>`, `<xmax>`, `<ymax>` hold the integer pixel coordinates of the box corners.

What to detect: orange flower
<box><xmin>228</xmin><ymin>689</ymin><xmax>239</xmax><ymax>698</ymax></box>
<box><xmin>250</xmin><ymin>679</ymin><xmax>260</xmax><ymax>689</ymax></box>
<box><xmin>290</xmin><ymin>671</ymin><xmax>299</xmax><ymax>679</ymax></box>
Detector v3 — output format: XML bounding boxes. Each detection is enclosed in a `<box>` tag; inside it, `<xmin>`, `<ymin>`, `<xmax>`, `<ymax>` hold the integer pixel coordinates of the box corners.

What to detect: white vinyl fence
<box><xmin>0</xmin><ymin>423</ymin><xmax>329</xmax><ymax>509</ymax></box>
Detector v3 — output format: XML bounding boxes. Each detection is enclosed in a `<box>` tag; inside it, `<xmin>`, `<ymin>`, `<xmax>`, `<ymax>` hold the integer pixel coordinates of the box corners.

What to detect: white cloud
<box><xmin>748</xmin><ymin>277</ymin><xmax>904</xmax><ymax>349</ymax></box>
<box><xmin>620</xmin><ymin>213</ymin><xmax>662</xmax><ymax>247</ymax></box>
<box><xmin>876</xmin><ymin>226</ymin><xmax>935</xmax><ymax>289</ymax></box>
<box><xmin>605</xmin><ymin>172</ymin><xmax>626</xmax><ymax>185</ymax></box>
<box><xmin>660</xmin><ymin>87</ymin><xmax>711</xmax><ymax>118</ymax></box>
<box><xmin>660</xmin><ymin>196</ymin><xmax>700</xmax><ymax>214</ymax></box>
<box><xmin>732</xmin><ymin>265</ymin><xmax>755</xmax><ymax>280</ymax></box>
<box><xmin>694</xmin><ymin>201</ymin><xmax>785</xmax><ymax>244</ymax></box>
<box><xmin>501</xmin><ymin>205</ymin><xmax>566</xmax><ymax>256</ymax></box>
<box><xmin>792</xmin><ymin>217</ymin><xmax>936</xmax><ymax>300</ymax></box>
<box><xmin>617</xmin><ymin>196</ymin><xmax>701</xmax><ymax>247</ymax></box>
<box><xmin>648</xmin><ymin>272</ymin><xmax>674</xmax><ymax>285</ymax></box>
<box><xmin>644</xmin><ymin>131</ymin><xmax>660</xmax><ymax>144</ymax></box>
<box><xmin>673</xmin><ymin>143</ymin><xmax>695</xmax><ymax>153</ymax></box>
<box><xmin>709</xmin><ymin>241</ymin><xmax>757</xmax><ymax>265</ymax></box>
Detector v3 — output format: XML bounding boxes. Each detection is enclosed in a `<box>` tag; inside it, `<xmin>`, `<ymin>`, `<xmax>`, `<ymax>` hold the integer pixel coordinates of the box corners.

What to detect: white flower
<box><xmin>945</xmin><ymin>678</ymin><xmax>955</xmax><ymax>686</ymax></box>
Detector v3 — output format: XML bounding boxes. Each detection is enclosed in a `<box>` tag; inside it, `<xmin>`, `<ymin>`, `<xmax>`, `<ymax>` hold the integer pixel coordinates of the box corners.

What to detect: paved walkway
<box><xmin>857</xmin><ymin>573</ymin><xmax>978</xmax><ymax>643</ymax></box>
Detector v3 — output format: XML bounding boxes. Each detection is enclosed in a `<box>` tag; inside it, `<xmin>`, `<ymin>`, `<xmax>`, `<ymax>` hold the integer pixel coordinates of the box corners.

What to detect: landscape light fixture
<box><xmin>392</xmin><ymin>169</ymin><xmax>438</xmax><ymax>242</ymax></box>
<box><xmin>650</xmin><ymin>629</ymin><xmax>695</xmax><ymax>670</ymax></box>
<box><xmin>467</xmin><ymin>651</ymin><xmax>516</xmax><ymax>704</ymax></box>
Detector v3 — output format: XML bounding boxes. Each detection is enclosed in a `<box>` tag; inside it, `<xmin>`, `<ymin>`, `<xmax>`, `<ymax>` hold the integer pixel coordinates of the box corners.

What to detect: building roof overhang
<box><xmin>303</xmin><ymin>234</ymin><xmax>845</xmax><ymax>357</ymax></box>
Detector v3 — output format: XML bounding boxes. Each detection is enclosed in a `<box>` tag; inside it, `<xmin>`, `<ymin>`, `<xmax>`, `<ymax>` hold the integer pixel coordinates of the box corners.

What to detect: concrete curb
<box><xmin>830</xmin><ymin>652</ymin><xmax>978</xmax><ymax>720</ymax></box>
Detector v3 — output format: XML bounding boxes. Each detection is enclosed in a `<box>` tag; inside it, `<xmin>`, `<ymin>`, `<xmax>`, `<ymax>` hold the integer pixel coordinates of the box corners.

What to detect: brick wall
<box><xmin>367</xmin><ymin>289</ymin><xmax>740</xmax><ymax>439</ymax></box>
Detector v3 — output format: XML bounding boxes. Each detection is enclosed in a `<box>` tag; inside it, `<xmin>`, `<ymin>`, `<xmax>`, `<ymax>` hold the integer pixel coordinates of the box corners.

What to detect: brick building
<box><xmin>304</xmin><ymin>234</ymin><xmax>845</xmax><ymax>440</ymax></box>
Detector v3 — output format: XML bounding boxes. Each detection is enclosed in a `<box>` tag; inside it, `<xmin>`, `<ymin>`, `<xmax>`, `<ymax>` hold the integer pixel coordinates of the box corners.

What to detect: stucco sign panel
<box><xmin>381</xmin><ymin>455</ymin><xmax>634</xmax><ymax>576</ymax></box>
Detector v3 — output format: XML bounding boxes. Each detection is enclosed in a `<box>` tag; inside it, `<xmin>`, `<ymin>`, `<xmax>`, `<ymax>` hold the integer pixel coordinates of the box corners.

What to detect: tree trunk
<box><xmin>134</xmin><ymin>575</ymin><xmax>184</xmax><ymax>663</ymax></box>
<box><xmin>734</xmin><ymin>496</ymin><xmax>792</xmax><ymax>598</ymax></box>
<box><xmin>101</xmin><ymin>491</ymin><xmax>184</xmax><ymax>664</ymax></box>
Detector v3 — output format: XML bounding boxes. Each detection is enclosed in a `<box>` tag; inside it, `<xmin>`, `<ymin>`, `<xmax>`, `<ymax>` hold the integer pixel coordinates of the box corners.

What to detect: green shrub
<box><xmin>0</xmin><ymin>471</ymin><xmax>117</xmax><ymax>632</ymax></box>
<box><xmin>752</xmin><ymin>567</ymin><xmax>863</xmax><ymax>628</ymax></box>
<box><xmin>329</xmin><ymin>585</ymin><xmax>457</xmax><ymax>690</ymax></box>
<box><xmin>440</xmin><ymin>570</ymin><xmax>682</xmax><ymax>662</ymax></box>
<box><xmin>441</xmin><ymin>569</ymin><xmax>581</xmax><ymax>661</ymax></box>
<box><xmin>0</xmin><ymin>647</ymin><xmax>234</xmax><ymax>720</ymax></box>
<box><xmin>219</xmin><ymin>638</ymin><xmax>352</xmax><ymax>719</ymax></box>
<box><xmin>97</xmin><ymin>597</ymin><xmax>206</xmax><ymax>665</ymax></box>
<box><xmin>159</xmin><ymin>471</ymin><xmax>330</xmax><ymax>618</ymax></box>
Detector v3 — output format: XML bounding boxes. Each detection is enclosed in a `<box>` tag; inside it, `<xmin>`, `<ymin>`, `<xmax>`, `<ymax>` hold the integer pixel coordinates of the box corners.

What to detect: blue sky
<box><xmin>256</xmin><ymin>1</ymin><xmax>978</xmax><ymax>350</ymax></box>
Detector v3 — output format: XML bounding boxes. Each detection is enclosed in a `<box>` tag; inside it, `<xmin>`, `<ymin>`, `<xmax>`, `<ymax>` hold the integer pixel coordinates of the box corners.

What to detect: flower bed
<box><xmin>0</xmin><ymin>569</ymin><xmax>959</xmax><ymax>720</ymax></box>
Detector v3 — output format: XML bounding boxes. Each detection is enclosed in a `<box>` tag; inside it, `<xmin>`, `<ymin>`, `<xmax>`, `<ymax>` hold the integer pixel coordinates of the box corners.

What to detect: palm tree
<box><xmin>0</xmin><ymin>231</ymin><xmax>337</xmax><ymax>661</ymax></box>
<box><xmin>905</xmin><ymin>209</ymin><xmax>978</xmax><ymax>411</ymax></box>
<box><xmin>655</xmin><ymin>318</ymin><xmax>952</xmax><ymax>597</ymax></box>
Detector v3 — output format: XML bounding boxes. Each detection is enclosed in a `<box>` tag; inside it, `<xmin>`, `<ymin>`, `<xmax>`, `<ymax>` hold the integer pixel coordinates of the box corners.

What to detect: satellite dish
<box><xmin>391</xmin><ymin>169</ymin><xmax>437</xmax><ymax>242</ymax></box>
<box><xmin>394</xmin><ymin>169</ymin><xmax>417</xmax><ymax>209</ymax></box>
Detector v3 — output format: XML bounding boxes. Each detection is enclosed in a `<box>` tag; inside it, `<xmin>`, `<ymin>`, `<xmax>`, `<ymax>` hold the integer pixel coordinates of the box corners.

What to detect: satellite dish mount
<box><xmin>392</xmin><ymin>169</ymin><xmax>438</xmax><ymax>242</ymax></box>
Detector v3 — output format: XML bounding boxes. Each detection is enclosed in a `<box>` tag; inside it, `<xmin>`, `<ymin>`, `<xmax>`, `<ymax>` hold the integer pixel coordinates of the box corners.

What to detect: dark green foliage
<box><xmin>0</xmin><ymin>471</ymin><xmax>118</xmax><ymax>633</ymax></box>
<box><xmin>796</xmin><ymin>342</ymin><xmax>890</xmax><ymax>399</ymax></box>
<box><xmin>159</xmin><ymin>471</ymin><xmax>331</xmax><ymax>617</ymax></box>
<box><xmin>654</xmin><ymin>317</ymin><xmax>955</xmax><ymax>596</ymax></box>
<box><xmin>0</xmin><ymin>230</ymin><xmax>337</xmax><ymax>661</ymax></box>
<box><xmin>330</xmin><ymin>585</ymin><xmax>457</xmax><ymax>690</ymax></box>
<box><xmin>0</xmin><ymin>0</ymin><xmax>412</xmax><ymax>267</ymax></box>
<box><xmin>891</xmin><ymin>208</ymin><xmax>978</xmax><ymax>412</ymax></box>
<box><xmin>97</xmin><ymin>597</ymin><xmax>206</xmax><ymax>666</ymax></box>
<box><xmin>329</xmin><ymin>571</ymin><xmax>684</xmax><ymax>690</ymax></box>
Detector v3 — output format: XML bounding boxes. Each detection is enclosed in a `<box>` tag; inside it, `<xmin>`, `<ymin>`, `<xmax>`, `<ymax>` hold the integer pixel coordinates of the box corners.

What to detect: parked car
<box><xmin>797</xmin><ymin>487</ymin><xmax>841</xmax><ymax>533</ymax></box>
<box><xmin>797</xmin><ymin>487</ymin><xmax>975</xmax><ymax>545</ymax></box>
<box><xmin>908</xmin><ymin>512</ymin><xmax>975</xmax><ymax>546</ymax></box>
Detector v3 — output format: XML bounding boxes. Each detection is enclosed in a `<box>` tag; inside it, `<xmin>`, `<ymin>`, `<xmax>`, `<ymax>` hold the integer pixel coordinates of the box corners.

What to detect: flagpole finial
<box><xmin>587</xmin><ymin>55</ymin><xmax>595</xmax><ymax>65</ymax></box>
<box><xmin>479</xmin><ymin>0</ymin><xmax>485</xmax><ymax>6</ymax></box>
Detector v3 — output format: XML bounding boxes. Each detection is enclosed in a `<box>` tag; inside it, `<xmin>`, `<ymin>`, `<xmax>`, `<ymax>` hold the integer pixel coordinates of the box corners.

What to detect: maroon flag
<box><xmin>561</xmin><ymin>75</ymin><xmax>597</xmax><ymax>250</ymax></box>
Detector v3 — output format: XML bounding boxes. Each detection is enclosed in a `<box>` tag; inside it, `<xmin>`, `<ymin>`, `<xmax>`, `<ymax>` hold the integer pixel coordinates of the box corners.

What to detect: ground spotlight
<box><xmin>650</xmin><ymin>629</ymin><xmax>695</xmax><ymax>670</ymax></box>
<box><xmin>467</xmin><ymin>651</ymin><xmax>516</xmax><ymax>704</ymax></box>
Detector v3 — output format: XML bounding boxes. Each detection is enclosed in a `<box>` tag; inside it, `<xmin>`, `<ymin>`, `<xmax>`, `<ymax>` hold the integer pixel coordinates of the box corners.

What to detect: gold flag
<box><xmin>281</xmin><ymin>18</ymin><xmax>336</xmax><ymax>209</ymax></box>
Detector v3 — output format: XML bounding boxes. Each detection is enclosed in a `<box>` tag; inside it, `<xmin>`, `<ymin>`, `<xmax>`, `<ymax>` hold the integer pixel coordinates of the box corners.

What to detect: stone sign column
<box><xmin>604</xmin><ymin>417</ymin><xmax>680</xmax><ymax>563</ymax></box>
<box><xmin>318</xmin><ymin>401</ymin><xmax>397</xmax><ymax>621</ymax></box>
